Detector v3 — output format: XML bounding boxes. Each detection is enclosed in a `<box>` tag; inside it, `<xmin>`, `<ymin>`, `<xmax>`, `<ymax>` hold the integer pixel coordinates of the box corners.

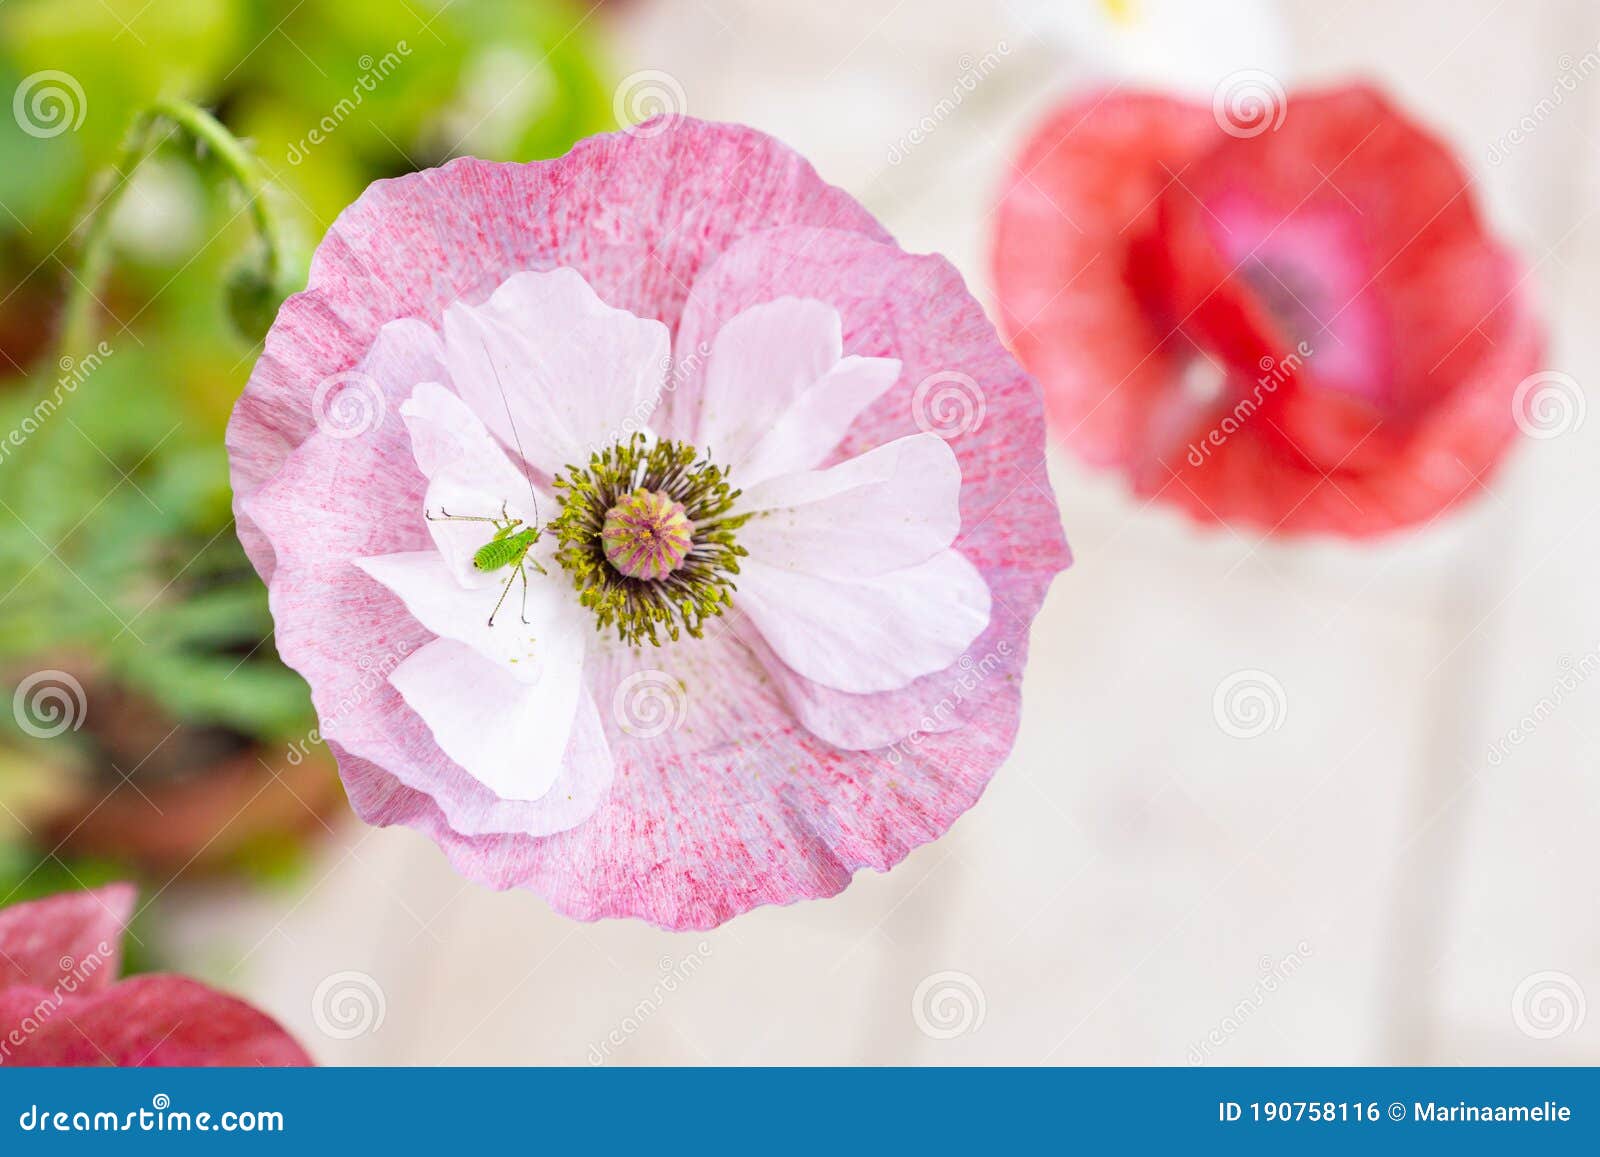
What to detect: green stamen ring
<box><xmin>550</xmin><ymin>434</ymin><xmax>748</xmax><ymax>646</ymax></box>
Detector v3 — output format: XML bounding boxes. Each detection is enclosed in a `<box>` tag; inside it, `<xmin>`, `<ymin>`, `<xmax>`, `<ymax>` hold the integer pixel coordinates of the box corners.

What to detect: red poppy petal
<box><xmin>0</xmin><ymin>884</ymin><xmax>132</xmax><ymax>996</ymax></box>
<box><xmin>992</xmin><ymin>90</ymin><xmax>1220</xmax><ymax>467</ymax></box>
<box><xmin>995</xmin><ymin>83</ymin><xmax>1544</xmax><ymax>537</ymax></box>
<box><xmin>1</xmin><ymin>975</ymin><xmax>311</xmax><ymax>1067</ymax></box>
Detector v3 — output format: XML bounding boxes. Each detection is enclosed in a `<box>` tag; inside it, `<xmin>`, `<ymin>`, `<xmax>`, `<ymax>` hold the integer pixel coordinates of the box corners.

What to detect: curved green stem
<box><xmin>57</xmin><ymin>97</ymin><xmax>290</xmax><ymax>359</ymax></box>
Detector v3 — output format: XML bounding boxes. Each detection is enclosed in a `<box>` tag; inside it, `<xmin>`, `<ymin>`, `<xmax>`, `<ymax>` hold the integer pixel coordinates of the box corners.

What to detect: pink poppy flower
<box><xmin>0</xmin><ymin>885</ymin><xmax>310</xmax><ymax>1066</ymax></box>
<box><xmin>992</xmin><ymin>84</ymin><xmax>1543</xmax><ymax>536</ymax></box>
<box><xmin>229</xmin><ymin>118</ymin><xmax>1069</xmax><ymax>929</ymax></box>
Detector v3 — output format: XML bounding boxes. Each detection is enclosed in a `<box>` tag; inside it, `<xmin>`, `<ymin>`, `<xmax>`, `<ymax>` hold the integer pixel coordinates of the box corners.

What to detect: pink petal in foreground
<box><xmin>335</xmin><ymin>226</ymin><xmax>1069</xmax><ymax>929</ymax></box>
<box><xmin>0</xmin><ymin>884</ymin><xmax>132</xmax><ymax>996</ymax></box>
<box><xmin>230</xmin><ymin>121</ymin><xmax>889</xmax><ymax>583</ymax></box>
<box><xmin>1</xmin><ymin>975</ymin><xmax>310</xmax><ymax>1067</ymax></box>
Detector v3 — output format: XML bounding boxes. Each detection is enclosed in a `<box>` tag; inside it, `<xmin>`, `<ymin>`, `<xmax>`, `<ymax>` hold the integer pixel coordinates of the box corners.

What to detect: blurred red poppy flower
<box><xmin>992</xmin><ymin>84</ymin><xmax>1544</xmax><ymax>536</ymax></box>
<box><xmin>0</xmin><ymin>885</ymin><xmax>310</xmax><ymax>1066</ymax></box>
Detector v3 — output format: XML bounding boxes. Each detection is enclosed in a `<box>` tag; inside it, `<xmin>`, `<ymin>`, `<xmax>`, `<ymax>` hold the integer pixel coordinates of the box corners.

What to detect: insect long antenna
<box><xmin>485</xmin><ymin>342</ymin><xmax>541</xmax><ymax>528</ymax></box>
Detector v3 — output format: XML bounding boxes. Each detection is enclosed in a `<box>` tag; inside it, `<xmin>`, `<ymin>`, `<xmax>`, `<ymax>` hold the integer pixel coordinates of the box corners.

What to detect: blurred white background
<box><xmin>166</xmin><ymin>0</ymin><xmax>1600</xmax><ymax>1064</ymax></box>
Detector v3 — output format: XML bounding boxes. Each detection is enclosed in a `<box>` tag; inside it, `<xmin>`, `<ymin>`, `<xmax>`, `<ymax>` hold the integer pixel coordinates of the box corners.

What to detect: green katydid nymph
<box><xmin>425</xmin><ymin>346</ymin><xmax>549</xmax><ymax>629</ymax></box>
<box><xmin>424</xmin><ymin>501</ymin><xmax>548</xmax><ymax>628</ymax></box>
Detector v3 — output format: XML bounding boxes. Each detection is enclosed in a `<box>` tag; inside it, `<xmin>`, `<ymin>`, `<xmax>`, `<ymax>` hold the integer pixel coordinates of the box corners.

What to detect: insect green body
<box><xmin>426</xmin><ymin>502</ymin><xmax>548</xmax><ymax>627</ymax></box>
<box><xmin>426</xmin><ymin>346</ymin><xmax>551</xmax><ymax>628</ymax></box>
<box><xmin>474</xmin><ymin>523</ymin><xmax>542</xmax><ymax>573</ymax></box>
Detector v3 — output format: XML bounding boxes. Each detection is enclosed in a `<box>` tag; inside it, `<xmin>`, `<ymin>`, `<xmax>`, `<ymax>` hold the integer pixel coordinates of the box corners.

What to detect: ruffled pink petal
<box><xmin>740</xmin><ymin>433</ymin><xmax>963</xmax><ymax>579</ymax></box>
<box><xmin>739</xmin><ymin>628</ymin><xmax>964</xmax><ymax>752</ymax></box>
<box><xmin>229</xmin><ymin>120</ymin><xmax>888</xmax><ymax>584</ymax></box>
<box><xmin>231</xmin><ymin>122</ymin><xmax>1067</xmax><ymax>929</ymax></box>
<box><xmin>0</xmin><ymin>975</ymin><xmax>310</xmax><ymax>1067</ymax></box>
<box><xmin>441</xmin><ymin>269</ymin><xmax>669</xmax><ymax>469</ymax></box>
<box><xmin>335</xmin><ymin>226</ymin><xmax>1068</xmax><ymax>928</ymax></box>
<box><xmin>342</xmin><ymin>622</ymin><xmax>1037</xmax><ymax>929</ymax></box>
<box><xmin>0</xmin><ymin>884</ymin><xmax>132</xmax><ymax>995</ymax></box>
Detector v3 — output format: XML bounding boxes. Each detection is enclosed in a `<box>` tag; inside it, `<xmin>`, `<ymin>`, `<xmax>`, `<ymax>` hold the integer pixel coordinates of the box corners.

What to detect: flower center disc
<box><xmin>602</xmin><ymin>489</ymin><xmax>693</xmax><ymax>581</ymax></box>
<box><xmin>548</xmin><ymin>434</ymin><xmax>748</xmax><ymax>647</ymax></box>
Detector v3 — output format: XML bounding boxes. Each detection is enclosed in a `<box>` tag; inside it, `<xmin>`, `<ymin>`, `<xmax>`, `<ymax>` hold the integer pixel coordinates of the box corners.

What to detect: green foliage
<box><xmin>0</xmin><ymin>0</ymin><xmax>614</xmax><ymax>746</ymax></box>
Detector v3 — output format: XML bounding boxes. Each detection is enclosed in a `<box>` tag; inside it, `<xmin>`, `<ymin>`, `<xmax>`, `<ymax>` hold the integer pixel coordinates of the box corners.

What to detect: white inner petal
<box><xmin>442</xmin><ymin>268</ymin><xmax>670</xmax><ymax>471</ymax></box>
<box><xmin>389</xmin><ymin>638</ymin><xmax>584</xmax><ymax>802</ymax></box>
<box><xmin>738</xmin><ymin>549</ymin><xmax>992</xmax><ymax>695</ymax></box>
<box><xmin>739</xmin><ymin>433</ymin><xmax>963</xmax><ymax>580</ymax></box>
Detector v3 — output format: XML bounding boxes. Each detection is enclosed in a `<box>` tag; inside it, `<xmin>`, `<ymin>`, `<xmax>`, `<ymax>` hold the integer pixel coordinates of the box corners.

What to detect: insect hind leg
<box><xmin>486</xmin><ymin>567</ymin><xmax>518</xmax><ymax>627</ymax></box>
